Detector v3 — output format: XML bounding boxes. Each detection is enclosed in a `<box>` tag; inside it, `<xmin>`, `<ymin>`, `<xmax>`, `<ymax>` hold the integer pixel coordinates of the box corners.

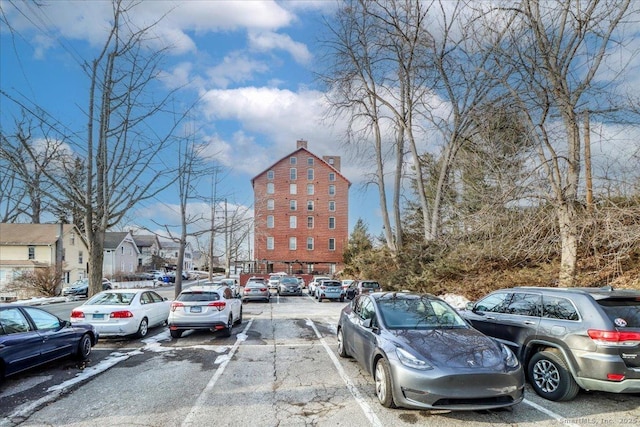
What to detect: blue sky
<box><xmin>0</xmin><ymin>1</ymin><xmax>384</xmax><ymax>246</ymax></box>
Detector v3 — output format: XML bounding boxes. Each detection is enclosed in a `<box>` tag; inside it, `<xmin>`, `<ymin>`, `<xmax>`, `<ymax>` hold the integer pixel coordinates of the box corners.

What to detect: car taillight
<box><xmin>70</xmin><ymin>310</ymin><xmax>85</xmax><ymax>319</ymax></box>
<box><xmin>588</xmin><ymin>329</ymin><xmax>640</xmax><ymax>345</ymax></box>
<box><xmin>607</xmin><ymin>373</ymin><xmax>625</xmax><ymax>381</ymax></box>
<box><xmin>320</xmin><ymin>285</ymin><xmax>326</xmax><ymax>290</ymax></box>
<box><xmin>260</xmin><ymin>288</ymin><xmax>267</xmax><ymax>292</ymax></box>
<box><xmin>171</xmin><ymin>302</ymin><xmax>184</xmax><ymax>312</ymax></box>
<box><xmin>208</xmin><ymin>301</ymin><xmax>226</xmax><ymax>311</ymax></box>
<box><xmin>110</xmin><ymin>310</ymin><xmax>134</xmax><ymax>318</ymax></box>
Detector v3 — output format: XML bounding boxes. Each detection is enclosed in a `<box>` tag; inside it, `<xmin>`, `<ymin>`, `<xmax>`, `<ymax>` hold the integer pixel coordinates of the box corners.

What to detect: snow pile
<box><xmin>440</xmin><ymin>293</ymin><xmax>471</xmax><ymax>310</ymax></box>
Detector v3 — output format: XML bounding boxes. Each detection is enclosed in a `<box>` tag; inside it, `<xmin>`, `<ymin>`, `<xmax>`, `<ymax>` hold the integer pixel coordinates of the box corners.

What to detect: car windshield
<box><xmin>377</xmin><ymin>297</ymin><xmax>467</xmax><ymax>329</ymax></box>
<box><xmin>598</xmin><ymin>298</ymin><xmax>640</xmax><ymax>328</ymax></box>
<box><xmin>362</xmin><ymin>282</ymin><xmax>380</xmax><ymax>289</ymax></box>
<box><xmin>178</xmin><ymin>291</ymin><xmax>220</xmax><ymax>302</ymax></box>
<box><xmin>86</xmin><ymin>292</ymin><xmax>134</xmax><ymax>305</ymax></box>
<box><xmin>281</xmin><ymin>277</ymin><xmax>298</xmax><ymax>284</ymax></box>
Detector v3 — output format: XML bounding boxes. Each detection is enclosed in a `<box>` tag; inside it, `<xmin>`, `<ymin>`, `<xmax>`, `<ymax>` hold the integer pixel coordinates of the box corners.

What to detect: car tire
<box><xmin>76</xmin><ymin>334</ymin><xmax>92</xmax><ymax>360</ymax></box>
<box><xmin>136</xmin><ymin>318</ymin><xmax>149</xmax><ymax>338</ymax></box>
<box><xmin>235</xmin><ymin>307</ymin><xmax>243</xmax><ymax>325</ymax></box>
<box><xmin>318</xmin><ymin>295</ymin><xmax>323</xmax><ymax>302</ymax></box>
<box><xmin>340</xmin><ymin>295</ymin><xmax>345</xmax><ymax>302</ymax></box>
<box><xmin>337</xmin><ymin>328</ymin><xmax>350</xmax><ymax>358</ymax></box>
<box><xmin>170</xmin><ymin>329</ymin><xmax>183</xmax><ymax>339</ymax></box>
<box><xmin>528</xmin><ymin>349</ymin><xmax>580</xmax><ymax>401</ymax></box>
<box><xmin>221</xmin><ymin>315</ymin><xmax>233</xmax><ymax>337</ymax></box>
<box><xmin>375</xmin><ymin>358</ymin><xmax>396</xmax><ymax>408</ymax></box>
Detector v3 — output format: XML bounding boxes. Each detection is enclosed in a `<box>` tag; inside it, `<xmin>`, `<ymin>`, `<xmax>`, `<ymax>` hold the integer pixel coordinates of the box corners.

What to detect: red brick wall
<box><xmin>253</xmin><ymin>148</ymin><xmax>349</xmax><ymax>274</ymax></box>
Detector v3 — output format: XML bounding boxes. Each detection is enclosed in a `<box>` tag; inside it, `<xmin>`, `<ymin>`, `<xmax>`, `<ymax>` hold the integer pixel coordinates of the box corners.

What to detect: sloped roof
<box><xmin>132</xmin><ymin>234</ymin><xmax>158</xmax><ymax>248</ymax></box>
<box><xmin>0</xmin><ymin>223</ymin><xmax>81</xmax><ymax>245</ymax></box>
<box><xmin>250</xmin><ymin>147</ymin><xmax>351</xmax><ymax>186</ymax></box>
<box><xmin>104</xmin><ymin>232</ymin><xmax>130</xmax><ymax>250</ymax></box>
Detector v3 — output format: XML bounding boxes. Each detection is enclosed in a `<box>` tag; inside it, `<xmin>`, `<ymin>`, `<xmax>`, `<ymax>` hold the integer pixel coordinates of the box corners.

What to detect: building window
<box><xmin>307</xmin><ymin>157</ymin><xmax>314</xmax><ymax>166</ymax></box>
<box><xmin>78</xmin><ymin>251</ymin><xmax>83</xmax><ymax>264</ymax></box>
<box><xmin>289</xmin><ymin>237</ymin><xmax>297</xmax><ymax>250</ymax></box>
<box><xmin>329</xmin><ymin>217</ymin><xmax>335</xmax><ymax>229</ymax></box>
<box><xmin>328</xmin><ymin>184</ymin><xmax>336</xmax><ymax>196</ymax></box>
<box><xmin>267</xmin><ymin>215</ymin><xmax>274</xmax><ymax>228</ymax></box>
<box><xmin>307</xmin><ymin>237</ymin><xmax>314</xmax><ymax>250</ymax></box>
<box><xmin>328</xmin><ymin>157</ymin><xmax>335</xmax><ymax>165</ymax></box>
<box><xmin>329</xmin><ymin>238</ymin><xmax>335</xmax><ymax>251</ymax></box>
<box><xmin>121</xmin><ymin>246</ymin><xmax>125</xmax><ymax>254</ymax></box>
<box><xmin>290</xmin><ymin>216</ymin><xmax>297</xmax><ymax>229</ymax></box>
<box><xmin>267</xmin><ymin>182</ymin><xmax>275</xmax><ymax>194</ymax></box>
<box><xmin>307</xmin><ymin>216</ymin><xmax>314</xmax><ymax>228</ymax></box>
<box><xmin>267</xmin><ymin>170</ymin><xmax>274</xmax><ymax>180</ymax></box>
<box><xmin>62</xmin><ymin>248</ymin><xmax>66</xmax><ymax>262</ymax></box>
<box><xmin>329</xmin><ymin>172</ymin><xmax>336</xmax><ymax>181</ymax></box>
<box><xmin>329</xmin><ymin>201</ymin><xmax>335</xmax><ymax>211</ymax></box>
<box><xmin>307</xmin><ymin>200</ymin><xmax>314</xmax><ymax>211</ymax></box>
<box><xmin>267</xmin><ymin>199</ymin><xmax>275</xmax><ymax>210</ymax></box>
<box><xmin>290</xmin><ymin>200</ymin><xmax>297</xmax><ymax>210</ymax></box>
<box><xmin>70</xmin><ymin>233</ymin><xmax>75</xmax><ymax>245</ymax></box>
<box><xmin>307</xmin><ymin>169</ymin><xmax>314</xmax><ymax>180</ymax></box>
<box><xmin>267</xmin><ymin>237</ymin><xmax>274</xmax><ymax>250</ymax></box>
<box><xmin>290</xmin><ymin>184</ymin><xmax>297</xmax><ymax>195</ymax></box>
<box><xmin>307</xmin><ymin>184</ymin><xmax>314</xmax><ymax>195</ymax></box>
<box><xmin>290</xmin><ymin>168</ymin><xmax>297</xmax><ymax>180</ymax></box>
<box><xmin>290</xmin><ymin>156</ymin><xmax>297</xmax><ymax>165</ymax></box>
<box><xmin>28</xmin><ymin>246</ymin><xmax>35</xmax><ymax>260</ymax></box>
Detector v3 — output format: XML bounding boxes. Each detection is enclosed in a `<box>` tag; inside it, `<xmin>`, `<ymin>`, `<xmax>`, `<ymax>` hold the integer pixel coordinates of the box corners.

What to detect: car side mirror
<box><xmin>163</xmin><ymin>297</ymin><xmax>168</xmax><ymax>301</ymax></box>
<box><xmin>465</xmin><ymin>302</ymin><xmax>475</xmax><ymax>311</ymax></box>
<box><xmin>363</xmin><ymin>318</ymin><xmax>372</xmax><ymax>328</ymax></box>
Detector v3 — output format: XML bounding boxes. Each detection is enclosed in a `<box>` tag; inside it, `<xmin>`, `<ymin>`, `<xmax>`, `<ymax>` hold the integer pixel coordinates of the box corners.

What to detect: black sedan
<box><xmin>337</xmin><ymin>292</ymin><xmax>525</xmax><ymax>411</ymax></box>
<box><xmin>0</xmin><ymin>304</ymin><xmax>98</xmax><ymax>381</ymax></box>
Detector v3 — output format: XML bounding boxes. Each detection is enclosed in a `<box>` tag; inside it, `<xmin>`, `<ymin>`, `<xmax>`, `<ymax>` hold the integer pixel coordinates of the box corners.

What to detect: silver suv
<box><xmin>461</xmin><ymin>286</ymin><xmax>640</xmax><ymax>401</ymax></box>
<box><xmin>168</xmin><ymin>285</ymin><xmax>242</xmax><ymax>339</ymax></box>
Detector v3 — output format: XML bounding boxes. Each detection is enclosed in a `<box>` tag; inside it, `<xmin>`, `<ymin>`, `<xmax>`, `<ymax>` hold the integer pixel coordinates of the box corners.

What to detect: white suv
<box><xmin>168</xmin><ymin>285</ymin><xmax>242</xmax><ymax>338</ymax></box>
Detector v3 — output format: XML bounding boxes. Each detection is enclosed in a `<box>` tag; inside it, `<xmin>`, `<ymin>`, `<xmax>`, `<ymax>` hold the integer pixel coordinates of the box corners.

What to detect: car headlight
<box><xmin>501</xmin><ymin>344</ymin><xmax>519</xmax><ymax>368</ymax></box>
<box><xmin>396</xmin><ymin>347</ymin><xmax>432</xmax><ymax>370</ymax></box>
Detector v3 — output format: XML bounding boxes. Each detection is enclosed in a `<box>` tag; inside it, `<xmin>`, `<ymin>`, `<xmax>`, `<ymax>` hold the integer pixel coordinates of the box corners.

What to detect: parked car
<box><xmin>341</xmin><ymin>279</ymin><xmax>355</xmax><ymax>291</ymax></box>
<box><xmin>62</xmin><ymin>278</ymin><xmax>113</xmax><ymax>297</ymax></box>
<box><xmin>70</xmin><ymin>289</ymin><xmax>171</xmax><ymax>338</ymax></box>
<box><xmin>0</xmin><ymin>304</ymin><xmax>98</xmax><ymax>381</ymax></box>
<box><xmin>315</xmin><ymin>280</ymin><xmax>345</xmax><ymax>302</ymax></box>
<box><xmin>278</xmin><ymin>276</ymin><xmax>303</xmax><ymax>296</ymax></box>
<box><xmin>268</xmin><ymin>274</ymin><xmax>284</xmax><ymax>290</ymax></box>
<box><xmin>242</xmin><ymin>281</ymin><xmax>271</xmax><ymax>303</ymax></box>
<box><xmin>308</xmin><ymin>276</ymin><xmax>330</xmax><ymax>296</ymax></box>
<box><xmin>296</xmin><ymin>276</ymin><xmax>306</xmax><ymax>289</ymax></box>
<box><xmin>220</xmin><ymin>278</ymin><xmax>240</xmax><ymax>297</ymax></box>
<box><xmin>337</xmin><ymin>292</ymin><xmax>524</xmax><ymax>410</ymax></box>
<box><xmin>346</xmin><ymin>280</ymin><xmax>382</xmax><ymax>300</ymax></box>
<box><xmin>461</xmin><ymin>286</ymin><xmax>640</xmax><ymax>401</ymax></box>
<box><xmin>168</xmin><ymin>285</ymin><xmax>242</xmax><ymax>338</ymax></box>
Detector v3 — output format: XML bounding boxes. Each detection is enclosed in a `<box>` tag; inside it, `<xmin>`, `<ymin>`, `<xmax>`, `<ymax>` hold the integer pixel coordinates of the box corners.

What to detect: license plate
<box><xmin>92</xmin><ymin>314</ymin><xmax>105</xmax><ymax>319</ymax></box>
<box><xmin>190</xmin><ymin>306</ymin><xmax>202</xmax><ymax>313</ymax></box>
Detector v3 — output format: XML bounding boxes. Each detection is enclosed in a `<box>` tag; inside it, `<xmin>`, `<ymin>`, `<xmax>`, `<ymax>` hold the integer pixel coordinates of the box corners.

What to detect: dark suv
<box><xmin>461</xmin><ymin>286</ymin><xmax>640</xmax><ymax>401</ymax></box>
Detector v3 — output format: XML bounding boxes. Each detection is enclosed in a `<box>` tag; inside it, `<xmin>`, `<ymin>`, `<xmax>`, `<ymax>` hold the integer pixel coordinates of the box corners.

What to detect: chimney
<box><xmin>296</xmin><ymin>139</ymin><xmax>308</xmax><ymax>149</ymax></box>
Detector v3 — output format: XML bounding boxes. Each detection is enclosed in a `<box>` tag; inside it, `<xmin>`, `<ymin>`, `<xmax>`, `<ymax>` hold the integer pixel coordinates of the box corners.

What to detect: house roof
<box><xmin>104</xmin><ymin>232</ymin><xmax>131</xmax><ymax>250</ymax></box>
<box><xmin>132</xmin><ymin>234</ymin><xmax>158</xmax><ymax>248</ymax></box>
<box><xmin>250</xmin><ymin>147</ymin><xmax>351</xmax><ymax>186</ymax></box>
<box><xmin>0</xmin><ymin>223</ymin><xmax>82</xmax><ymax>245</ymax></box>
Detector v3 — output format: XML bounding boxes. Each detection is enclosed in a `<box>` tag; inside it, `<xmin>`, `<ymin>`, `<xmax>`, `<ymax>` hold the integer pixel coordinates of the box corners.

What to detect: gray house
<box><xmin>103</xmin><ymin>231</ymin><xmax>140</xmax><ymax>277</ymax></box>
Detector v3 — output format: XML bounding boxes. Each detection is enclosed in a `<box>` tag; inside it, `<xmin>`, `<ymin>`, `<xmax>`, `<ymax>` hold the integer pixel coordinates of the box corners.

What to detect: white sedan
<box><xmin>70</xmin><ymin>289</ymin><xmax>171</xmax><ymax>338</ymax></box>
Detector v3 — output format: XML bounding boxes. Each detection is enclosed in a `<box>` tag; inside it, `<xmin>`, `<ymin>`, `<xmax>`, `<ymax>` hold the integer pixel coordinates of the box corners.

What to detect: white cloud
<box><xmin>205</xmin><ymin>52</ymin><xmax>270</xmax><ymax>88</ymax></box>
<box><xmin>248</xmin><ymin>31</ymin><xmax>312</xmax><ymax>64</ymax></box>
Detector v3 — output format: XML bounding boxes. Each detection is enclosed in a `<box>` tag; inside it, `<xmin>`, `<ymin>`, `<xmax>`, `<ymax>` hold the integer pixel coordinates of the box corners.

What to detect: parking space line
<box><xmin>307</xmin><ymin>318</ymin><xmax>383</xmax><ymax>427</ymax></box>
<box><xmin>180</xmin><ymin>318</ymin><xmax>254</xmax><ymax>427</ymax></box>
<box><xmin>522</xmin><ymin>398</ymin><xmax>580</xmax><ymax>427</ymax></box>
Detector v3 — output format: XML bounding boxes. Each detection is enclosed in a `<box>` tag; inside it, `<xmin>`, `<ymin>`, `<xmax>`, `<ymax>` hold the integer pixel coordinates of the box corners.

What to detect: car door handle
<box><xmin>523</xmin><ymin>320</ymin><xmax>536</xmax><ymax>325</ymax></box>
<box><xmin>486</xmin><ymin>316</ymin><xmax>496</xmax><ymax>320</ymax></box>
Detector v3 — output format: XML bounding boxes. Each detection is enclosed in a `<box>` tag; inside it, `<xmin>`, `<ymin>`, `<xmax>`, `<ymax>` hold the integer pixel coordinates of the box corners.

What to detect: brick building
<box><xmin>252</xmin><ymin>140</ymin><xmax>350</xmax><ymax>276</ymax></box>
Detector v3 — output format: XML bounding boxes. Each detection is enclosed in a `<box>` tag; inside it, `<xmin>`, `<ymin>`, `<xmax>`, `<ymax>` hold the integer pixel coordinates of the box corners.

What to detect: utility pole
<box><xmin>225</xmin><ymin>198</ymin><xmax>230</xmax><ymax>277</ymax></box>
<box><xmin>209</xmin><ymin>172</ymin><xmax>217</xmax><ymax>281</ymax></box>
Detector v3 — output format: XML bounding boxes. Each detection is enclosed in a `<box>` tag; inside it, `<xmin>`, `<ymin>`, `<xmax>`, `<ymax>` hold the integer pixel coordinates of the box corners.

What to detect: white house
<box><xmin>103</xmin><ymin>231</ymin><xmax>140</xmax><ymax>277</ymax></box>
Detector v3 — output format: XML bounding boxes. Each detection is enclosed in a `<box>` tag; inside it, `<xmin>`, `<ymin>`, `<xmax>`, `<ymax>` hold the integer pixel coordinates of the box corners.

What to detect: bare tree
<box><xmin>485</xmin><ymin>0</ymin><xmax>635</xmax><ymax>286</ymax></box>
<box><xmin>2</xmin><ymin>1</ymin><xmax>189</xmax><ymax>295</ymax></box>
